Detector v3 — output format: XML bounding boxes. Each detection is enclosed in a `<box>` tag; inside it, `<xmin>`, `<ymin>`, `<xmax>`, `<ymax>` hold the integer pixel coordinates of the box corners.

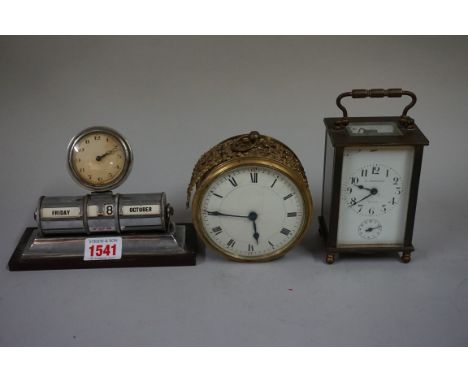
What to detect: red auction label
<box><xmin>84</xmin><ymin>237</ymin><xmax>122</xmax><ymax>261</ymax></box>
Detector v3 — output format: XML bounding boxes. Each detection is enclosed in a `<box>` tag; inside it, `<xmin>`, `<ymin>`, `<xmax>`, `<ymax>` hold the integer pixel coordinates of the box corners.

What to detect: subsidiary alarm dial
<box><xmin>67</xmin><ymin>126</ymin><xmax>133</xmax><ymax>192</ymax></box>
<box><xmin>357</xmin><ymin>218</ymin><xmax>383</xmax><ymax>240</ymax></box>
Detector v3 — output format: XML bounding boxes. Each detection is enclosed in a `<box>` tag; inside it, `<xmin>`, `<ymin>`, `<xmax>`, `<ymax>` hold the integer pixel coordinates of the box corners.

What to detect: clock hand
<box><xmin>350</xmin><ymin>192</ymin><xmax>373</xmax><ymax>206</ymax></box>
<box><xmin>252</xmin><ymin>221</ymin><xmax>259</xmax><ymax>244</ymax></box>
<box><xmin>205</xmin><ymin>210</ymin><xmax>250</xmax><ymax>218</ymax></box>
<box><xmin>248</xmin><ymin>212</ymin><xmax>260</xmax><ymax>244</ymax></box>
<box><xmin>350</xmin><ymin>187</ymin><xmax>378</xmax><ymax>206</ymax></box>
<box><xmin>206</xmin><ymin>210</ymin><xmax>260</xmax><ymax>242</ymax></box>
<box><xmin>353</xmin><ymin>184</ymin><xmax>373</xmax><ymax>192</ymax></box>
<box><xmin>96</xmin><ymin>146</ymin><xmax>119</xmax><ymax>161</ymax></box>
<box><xmin>365</xmin><ymin>225</ymin><xmax>382</xmax><ymax>232</ymax></box>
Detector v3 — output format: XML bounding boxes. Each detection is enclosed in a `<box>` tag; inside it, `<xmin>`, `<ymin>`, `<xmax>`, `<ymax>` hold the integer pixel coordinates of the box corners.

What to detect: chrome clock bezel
<box><xmin>67</xmin><ymin>126</ymin><xmax>133</xmax><ymax>192</ymax></box>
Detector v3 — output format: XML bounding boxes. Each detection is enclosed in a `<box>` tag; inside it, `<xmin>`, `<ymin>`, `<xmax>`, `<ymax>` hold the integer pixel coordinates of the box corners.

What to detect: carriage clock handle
<box><xmin>335</xmin><ymin>88</ymin><xmax>417</xmax><ymax>129</ymax></box>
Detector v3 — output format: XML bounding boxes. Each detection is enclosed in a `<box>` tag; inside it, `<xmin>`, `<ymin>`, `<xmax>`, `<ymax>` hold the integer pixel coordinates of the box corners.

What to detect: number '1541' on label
<box><xmin>84</xmin><ymin>237</ymin><xmax>122</xmax><ymax>261</ymax></box>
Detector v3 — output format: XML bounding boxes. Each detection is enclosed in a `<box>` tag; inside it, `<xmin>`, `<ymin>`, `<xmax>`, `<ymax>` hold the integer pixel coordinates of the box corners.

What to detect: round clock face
<box><xmin>68</xmin><ymin>127</ymin><xmax>132</xmax><ymax>191</ymax></box>
<box><xmin>194</xmin><ymin>163</ymin><xmax>311</xmax><ymax>261</ymax></box>
<box><xmin>358</xmin><ymin>218</ymin><xmax>382</xmax><ymax>240</ymax></box>
<box><xmin>342</xmin><ymin>164</ymin><xmax>403</xmax><ymax>216</ymax></box>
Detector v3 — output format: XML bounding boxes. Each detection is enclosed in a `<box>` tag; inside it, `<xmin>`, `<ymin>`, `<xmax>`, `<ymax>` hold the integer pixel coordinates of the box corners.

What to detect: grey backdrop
<box><xmin>0</xmin><ymin>36</ymin><xmax>467</xmax><ymax>346</ymax></box>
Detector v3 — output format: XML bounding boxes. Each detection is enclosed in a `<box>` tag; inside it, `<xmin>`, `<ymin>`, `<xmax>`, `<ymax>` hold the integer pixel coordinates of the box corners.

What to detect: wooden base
<box><xmin>9</xmin><ymin>224</ymin><xmax>198</xmax><ymax>271</ymax></box>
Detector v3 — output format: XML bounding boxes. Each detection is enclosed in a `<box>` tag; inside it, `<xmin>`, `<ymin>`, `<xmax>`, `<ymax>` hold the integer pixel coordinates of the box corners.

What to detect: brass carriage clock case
<box><xmin>319</xmin><ymin>88</ymin><xmax>429</xmax><ymax>264</ymax></box>
<box><xmin>187</xmin><ymin>131</ymin><xmax>313</xmax><ymax>262</ymax></box>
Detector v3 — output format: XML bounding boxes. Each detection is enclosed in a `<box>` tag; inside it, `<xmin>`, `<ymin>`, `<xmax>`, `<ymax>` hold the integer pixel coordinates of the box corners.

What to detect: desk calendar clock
<box><xmin>9</xmin><ymin>126</ymin><xmax>197</xmax><ymax>271</ymax></box>
<box><xmin>187</xmin><ymin>131</ymin><xmax>313</xmax><ymax>262</ymax></box>
<box><xmin>318</xmin><ymin>89</ymin><xmax>429</xmax><ymax>264</ymax></box>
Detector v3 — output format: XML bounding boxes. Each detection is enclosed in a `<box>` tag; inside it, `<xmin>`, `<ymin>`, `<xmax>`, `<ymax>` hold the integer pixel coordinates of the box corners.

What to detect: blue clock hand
<box><xmin>248</xmin><ymin>211</ymin><xmax>260</xmax><ymax>244</ymax></box>
<box><xmin>252</xmin><ymin>221</ymin><xmax>259</xmax><ymax>244</ymax></box>
<box><xmin>205</xmin><ymin>210</ymin><xmax>250</xmax><ymax>218</ymax></box>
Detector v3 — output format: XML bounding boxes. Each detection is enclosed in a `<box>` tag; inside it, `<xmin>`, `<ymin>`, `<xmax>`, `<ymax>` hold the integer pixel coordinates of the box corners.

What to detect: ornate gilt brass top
<box><xmin>186</xmin><ymin>131</ymin><xmax>309</xmax><ymax>207</ymax></box>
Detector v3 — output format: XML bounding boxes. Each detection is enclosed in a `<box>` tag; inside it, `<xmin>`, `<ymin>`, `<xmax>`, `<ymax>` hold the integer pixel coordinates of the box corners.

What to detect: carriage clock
<box><xmin>9</xmin><ymin>126</ymin><xmax>197</xmax><ymax>270</ymax></box>
<box><xmin>319</xmin><ymin>89</ymin><xmax>429</xmax><ymax>264</ymax></box>
<box><xmin>187</xmin><ymin>131</ymin><xmax>313</xmax><ymax>262</ymax></box>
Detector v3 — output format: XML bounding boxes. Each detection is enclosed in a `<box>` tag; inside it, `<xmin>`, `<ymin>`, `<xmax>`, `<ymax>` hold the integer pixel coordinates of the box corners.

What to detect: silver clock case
<box><xmin>67</xmin><ymin>126</ymin><xmax>133</xmax><ymax>192</ymax></box>
<box><xmin>20</xmin><ymin>193</ymin><xmax>196</xmax><ymax>270</ymax></box>
<box><xmin>24</xmin><ymin>223</ymin><xmax>187</xmax><ymax>258</ymax></box>
<box><xmin>9</xmin><ymin>223</ymin><xmax>198</xmax><ymax>270</ymax></box>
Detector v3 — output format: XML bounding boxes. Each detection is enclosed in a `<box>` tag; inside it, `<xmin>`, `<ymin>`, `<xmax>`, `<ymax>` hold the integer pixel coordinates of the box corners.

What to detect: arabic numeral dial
<box><xmin>342</xmin><ymin>164</ymin><xmax>403</xmax><ymax>216</ymax></box>
<box><xmin>358</xmin><ymin>218</ymin><xmax>383</xmax><ymax>240</ymax></box>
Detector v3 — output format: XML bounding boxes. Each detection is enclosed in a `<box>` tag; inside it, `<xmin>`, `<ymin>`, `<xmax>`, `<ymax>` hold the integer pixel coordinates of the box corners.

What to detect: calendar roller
<box><xmin>36</xmin><ymin>192</ymin><xmax>173</xmax><ymax>235</ymax></box>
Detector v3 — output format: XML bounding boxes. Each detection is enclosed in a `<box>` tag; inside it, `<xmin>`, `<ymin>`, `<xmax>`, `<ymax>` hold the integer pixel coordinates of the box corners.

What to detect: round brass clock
<box><xmin>187</xmin><ymin>131</ymin><xmax>313</xmax><ymax>262</ymax></box>
<box><xmin>67</xmin><ymin>126</ymin><xmax>133</xmax><ymax>192</ymax></box>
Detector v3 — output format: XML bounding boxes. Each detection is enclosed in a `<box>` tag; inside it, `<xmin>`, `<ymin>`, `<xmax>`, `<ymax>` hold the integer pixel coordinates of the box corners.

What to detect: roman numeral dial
<box><xmin>198</xmin><ymin>164</ymin><xmax>309</xmax><ymax>261</ymax></box>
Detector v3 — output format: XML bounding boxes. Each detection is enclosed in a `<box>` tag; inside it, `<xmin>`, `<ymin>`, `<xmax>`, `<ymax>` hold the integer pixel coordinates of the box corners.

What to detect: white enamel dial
<box><xmin>337</xmin><ymin>146</ymin><xmax>414</xmax><ymax>247</ymax></box>
<box><xmin>198</xmin><ymin>165</ymin><xmax>307</xmax><ymax>260</ymax></box>
<box><xmin>358</xmin><ymin>218</ymin><xmax>383</xmax><ymax>240</ymax></box>
<box><xmin>342</xmin><ymin>164</ymin><xmax>403</xmax><ymax>216</ymax></box>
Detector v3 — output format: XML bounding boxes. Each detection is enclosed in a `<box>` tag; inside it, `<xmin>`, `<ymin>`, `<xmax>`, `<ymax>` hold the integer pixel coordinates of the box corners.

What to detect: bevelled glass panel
<box><xmin>321</xmin><ymin>132</ymin><xmax>335</xmax><ymax>229</ymax></box>
<box><xmin>346</xmin><ymin>121</ymin><xmax>402</xmax><ymax>136</ymax></box>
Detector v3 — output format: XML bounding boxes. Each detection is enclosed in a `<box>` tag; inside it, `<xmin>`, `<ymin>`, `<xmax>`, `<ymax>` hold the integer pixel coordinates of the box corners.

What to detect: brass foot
<box><xmin>402</xmin><ymin>251</ymin><xmax>411</xmax><ymax>263</ymax></box>
<box><xmin>326</xmin><ymin>253</ymin><xmax>335</xmax><ymax>264</ymax></box>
